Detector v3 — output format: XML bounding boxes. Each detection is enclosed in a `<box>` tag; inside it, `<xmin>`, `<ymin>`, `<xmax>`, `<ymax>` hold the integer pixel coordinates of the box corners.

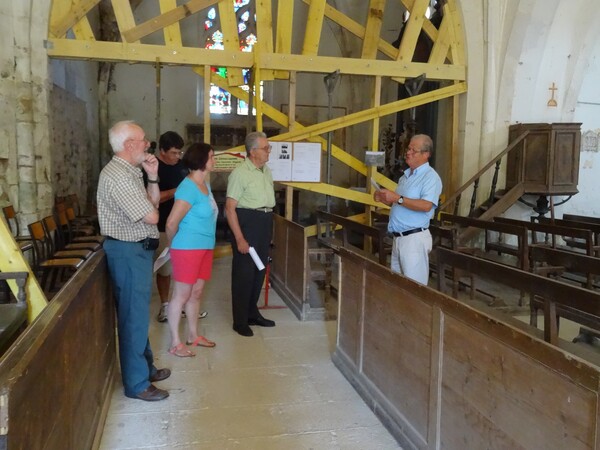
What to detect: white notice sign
<box><xmin>291</xmin><ymin>142</ymin><xmax>321</xmax><ymax>182</ymax></box>
<box><xmin>266</xmin><ymin>142</ymin><xmax>292</xmax><ymax>182</ymax></box>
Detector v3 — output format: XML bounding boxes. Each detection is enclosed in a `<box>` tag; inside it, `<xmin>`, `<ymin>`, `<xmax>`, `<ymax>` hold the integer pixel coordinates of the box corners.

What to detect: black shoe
<box><xmin>233</xmin><ymin>324</ymin><xmax>254</xmax><ymax>336</ymax></box>
<box><xmin>248</xmin><ymin>316</ymin><xmax>276</xmax><ymax>327</ymax></box>
<box><xmin>127</xmin><ymin>384</ymin><xmax>169</xmax><ymax>402</ymax></box>
<box><xmin>150</xmin><ymin>368</ymin><xmax>171</xmax><ymax>382</ymax></box>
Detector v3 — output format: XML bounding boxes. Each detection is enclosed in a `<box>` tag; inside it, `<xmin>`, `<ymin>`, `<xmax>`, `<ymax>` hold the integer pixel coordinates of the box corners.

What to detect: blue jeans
<box><xmin>104</xmin><ymin>239</ymin><xmax>157</xmax><ymax>397</ymax></box>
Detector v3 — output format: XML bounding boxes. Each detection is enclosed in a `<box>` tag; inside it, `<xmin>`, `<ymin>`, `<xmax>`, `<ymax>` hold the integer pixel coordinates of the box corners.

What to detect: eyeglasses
<box><xmin>254</xmin><ymin>145</ymin><xmax>272</xmax><ymax>152</ymax></box>
<box><xmin>167</xmin><ymin>149</ymin><xmax>184</xmax><ymax>156</ymax></box>
<box><xmin>128</xmin><ymin>138</ymin><xmax>149</xmax><ymax>144</ymax></box>
<box><xmin>406</xmin><ymin>148</ymin><xmax>429</xmax><ymax>154</ymax></box>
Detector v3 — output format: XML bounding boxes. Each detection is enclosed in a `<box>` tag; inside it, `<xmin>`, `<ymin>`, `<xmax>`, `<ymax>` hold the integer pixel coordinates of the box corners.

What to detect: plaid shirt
<box><xmin>97</xmin><ymin>156</ymin><xmax>159</xmax><ymax>241</ymax></box>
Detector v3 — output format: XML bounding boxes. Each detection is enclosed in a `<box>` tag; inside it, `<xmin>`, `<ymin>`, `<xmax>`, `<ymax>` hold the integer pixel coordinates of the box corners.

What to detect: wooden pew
<box><xmin>436</xmin><ymin>247</ymin><xmax>600</xmax><ymax>345</ymax></box>
<box><xmin>535</xmin><ymin>216</ymin><xmax>600</xmax><ymax>253</ymax></box>
<box><xmin>439</xmin><ymin>213</ymin><xmax>529</xmax><ymax>270</ymax></box>
<box><xmin>495</xmin><ymin>216</ymin><xmax>595</xmax><ymax>256</ymax></box>
<box><xmin>0</xmin><ymin>251</ymin><xmax>115</xmax><ymax>449</ymax></box>
<box><xmin>529</xmin><ymin>245</ymin><xmax>600</xmax><ymax>289</ymax></box>
<box><xmin>316</xmin><ymin>210</ymin><xmax>387</xmax><ymax>265</ymax></box>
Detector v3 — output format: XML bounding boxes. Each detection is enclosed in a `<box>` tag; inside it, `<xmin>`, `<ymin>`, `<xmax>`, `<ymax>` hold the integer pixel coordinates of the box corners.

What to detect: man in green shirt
<box><xmin>225</xmin><ymin>131</ymin><xmax>276</xmax><ymax>337</ymax></box>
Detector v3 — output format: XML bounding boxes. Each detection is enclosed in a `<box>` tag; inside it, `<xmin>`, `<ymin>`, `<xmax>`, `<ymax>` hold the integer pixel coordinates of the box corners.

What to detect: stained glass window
<box><xmin>203</xmin><ymin>0</ymin><xmax>262</xmax><ymax>116</ymax></box>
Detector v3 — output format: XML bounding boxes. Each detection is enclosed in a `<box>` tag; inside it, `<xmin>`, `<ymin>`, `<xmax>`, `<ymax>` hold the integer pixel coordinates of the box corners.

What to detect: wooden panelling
<box><xmin>441</xmin><ymin>316</ymin><xmax>596</xmax><ymax>449</ymax></box>
<box><xmin>271</xmin><ymin>215</ymin><xmax>325</xmax><ymax>320</ymax></box>
<box><xmin>338</xmin><ymin>258</ymin><xmax>364</xmax><ymax>366</ymax></box>
<box><xmin>0</xmin><ymin>251</ymin><xmax>115</xmax><ymax>450</ymax></box>
<box><xmin>333</xmin><ymin>247</ymin><xmax>600</xmax><ymax>449</ymax></box>
<box><xmin>363</xmin><ymin>275</ymin><xmax>432</xmax><ymax>439</ymax></box>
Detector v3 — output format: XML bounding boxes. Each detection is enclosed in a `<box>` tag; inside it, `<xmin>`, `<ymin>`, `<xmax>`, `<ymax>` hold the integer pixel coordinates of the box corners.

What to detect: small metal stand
<box><xmin>259</xmin><ymin>257</ymin><xmax>286</xmax><ymax>310</ymax></box>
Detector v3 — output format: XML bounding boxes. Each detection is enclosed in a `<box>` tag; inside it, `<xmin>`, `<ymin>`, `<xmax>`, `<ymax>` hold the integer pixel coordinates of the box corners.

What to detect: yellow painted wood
<box><xmin>399</xmin><ymin>0</ymin><xmax>440</xmax><ymax>46</ymax></box>
<box><xmin>446</xmin><ymin>1</ymin><xmax>465</xmax><ymax>66</ymax></box>
<box><xmin>276</xmin><ymin>0</ymin><xmax>294</xmax><ymax>54</ymax></box>
<box><xmin>204</xmin><ymin>65</ymin><xmax>211</xmax><ymax>143</ymax></box>
<box><xmin>275</xmin><ymin>82</ymin><xmax>467</xmax><ymax>143</ymax></box>
<box><xmin>111</xmin><ymin>0</ymin><xmax>138</xmax><ymax>42</ymax></box>
<box><xmin>256</xmin><ymin>0</ymin><xmax>275</xmax><ymax>81</ymax></box>
<box><xmin>254</xmin><ymin>63</ymin><xmax>263</xmax><ymax>131</ymax></box>
<box><xmin>50</xmin><ymin>0</ymin><xmax>100</xmax><ymax>38</ymax></box>
<box><xmin>122</xmin><ymin>0</ymin><xmax>218</xmax><ymax>43</ymax></box>
<box><xmin>283</xmin><ymin>182</ymin><xmax>380</xmax><ymax>207</ymax></box>
<box><xmin>72</xmin><ymin>17</ymin><xmax>96</xmax><ymax>41</ymax></box>
<box><xmin>0</xmin><ymin>219</ymin><xmax>47</xmax><ymax>322</ymax></box>
<box><xmin>159</xmin><ymin>0</ymin><xmax>183</xmax><ymax>47</ymax></box>
<box><xmin>48</xmin><ymin>38</ymin><xmax>255</xmax><ymax>67</ymax></box>
<box><xmin>371</xmin><ymin>75</ymin><xmax>381</xmax><ymax>151</ymax></box>
<box><xmin>361</xmin><ymin>0</ymin><xmax>386</xmax><ymax>59</ymax></box>
<box><xmin>218</xmin><ymin>0</ymin><xmax>244</xmax><ymax>86</ymax></box>
<box><xmin>257</xmin><ymin>53</ymin><xmax>466</xmax><ymax>80</ymax></box>
<box><xmin>198</xmin><ymin>66</ymin><xmax>396</xmax><ymax>191</ymax></box>
<box><xmin>428</xmin><ymin>11</ymin><xmax>451</xmax><ymax>64</ymax></box>
<box><xmin>397</xmin><ymin>0</ymin><xmax>429</xmax><ymax>63</ymax></box>
<box><xmin>303</xmin><ymin>0</ymin><xmax>398</xmax><ymax>61</ymax></box>
<box><xmin>304</xmin><ymin>213</ymin><xmax>367</xmax><ymax>238</ymax></box>
<box><xmin>302</xmin><ymin>0</ymin><xmax>326</xmax><ymax>55</ymax></box>
<box><xmin>47</xmin><ymin>38</ymin><xmax>465</xmax><ymax>81</ymax></box>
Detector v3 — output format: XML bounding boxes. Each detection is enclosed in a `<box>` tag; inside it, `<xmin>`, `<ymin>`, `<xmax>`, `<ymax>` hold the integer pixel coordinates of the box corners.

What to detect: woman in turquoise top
<box><xmin>165</xmin><ymin>143</ymin><xmax>218</xmax><ymax>357</ymax></box>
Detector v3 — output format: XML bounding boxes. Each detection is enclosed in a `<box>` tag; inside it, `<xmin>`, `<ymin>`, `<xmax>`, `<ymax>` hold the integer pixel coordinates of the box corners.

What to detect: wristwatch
<box><xmin>147</xmin><ymin>177</ymin><xmax>160</xmax><ymax>184</ymax></box>
<box><xmin>397</xmin><ymin>195</ymin><xmax>404</xmax><ymax>205</ymax></box>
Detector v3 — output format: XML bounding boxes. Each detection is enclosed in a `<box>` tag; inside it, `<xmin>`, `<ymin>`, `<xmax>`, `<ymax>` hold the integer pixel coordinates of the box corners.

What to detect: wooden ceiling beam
<box><xmin>361</xmin><ymin>0</ymin><xmax>386</xmax><ymax>59</ymax></box>
<box><xmin>397</xmin><ymin>0</ymin><xmax>429</xmax><ymax>62</ymax></box>
<box><xmin>159</xmin><ymin>0</ymin><xmax>183</xmax><ymax>47</ymax></box>
<box><xmin>302</xmin><ymin>0</ymin><xmax>326</xmax><ymax>55</ymax></box>
<box><xmin>111</xmin><ymin>0</ymin><xmax>138</xmax><ymax>42</ymax></box>
<box><xmin>49</xmin><ymin>0</ymin><xmax>100</xmax><ymax>38</ymax></box>
<box><xmin>122</xmin><ymin>0</ymin><xmax>218</xmax><ymax>43</ymax></box>
<box><xmin>47</xmin><ymin>38</ymin><xmax>465</xmax><ymax>81</ymax></box>
<box><xmin>218</xmin><ymin>0</ymin><xmax>244</xmax><ymax>86</ymax></box>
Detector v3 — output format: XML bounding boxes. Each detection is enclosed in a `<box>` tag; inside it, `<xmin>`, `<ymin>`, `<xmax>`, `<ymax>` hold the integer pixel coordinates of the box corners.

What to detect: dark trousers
<box><xmin>231</xmin><ymin>209</ymin><xmax>273</xmax><ymax>327</ymax></box>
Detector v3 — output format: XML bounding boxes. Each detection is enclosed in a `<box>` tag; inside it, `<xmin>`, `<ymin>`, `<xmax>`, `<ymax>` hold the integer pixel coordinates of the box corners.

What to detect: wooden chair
<box><xmin>27</xmin><ymin>221</ymin><xmax>85</xmax><ymax>292</ymax></box>
<box><xmin>0</xmin><ymin>271</ymin><xmax>28</xmax><ymax>355</ymax></box>
<box><xmin>42</xmin><ymin>215</ymin><xmax>95</xmax><ymax>258</ymax></box>
<box><xmin>57</xmin><ymin>208</ymin><xmax>105</xmax><ymax>245</ymax></box>
<box><xmin>2</xmin><ymin>205</ymin><xmax>33</xmax><ymax>253</ymax></box>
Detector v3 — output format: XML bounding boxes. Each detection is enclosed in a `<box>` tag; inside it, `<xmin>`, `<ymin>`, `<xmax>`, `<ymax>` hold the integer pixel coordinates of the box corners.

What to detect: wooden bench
<box><xmin>495</xmin><ymin>216</ymin><xmax>595</xmax><ymax>255</ymax></box>
<box><xmin>436</xmin><ymin>247</ymin><xmax>600</xmax><ymax>345</ymax></box>
<box><xmin>529</xmin><ymin>245</ymin><xmax>600</xmax><ymax>289</ymax></box>
<box><xmin>535</xmin><ymin>216</ymin><xmax>600</xmax><ymax>254</ymax></box>
<box><xmin>0</xmin><ymin>272</ymin><xmax>28</xmax><ymax>355</ymax></box>
<box><xmin>439</xmin><ymin>213</ymin><xmax>529</xmax><ymax>270</ymax></box>
<box><xmin>316</xmin><ymin>210</ymin><xmax>387</xmax><ymax>265</ymax></box>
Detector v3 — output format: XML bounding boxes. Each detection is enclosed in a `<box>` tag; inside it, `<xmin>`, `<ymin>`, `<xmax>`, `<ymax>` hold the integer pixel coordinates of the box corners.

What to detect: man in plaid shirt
<box><xmin>97</xmin><ymin>120</ymin><xmax>171</xmax><ymax>402</ymax></box>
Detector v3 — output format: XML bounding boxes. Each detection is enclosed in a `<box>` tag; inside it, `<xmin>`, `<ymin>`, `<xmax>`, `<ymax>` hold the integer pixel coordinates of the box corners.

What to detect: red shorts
<box><xmin>170</xmin><ymin>249</ymin><xmax>214</xmax><ymax>284</ymax></box>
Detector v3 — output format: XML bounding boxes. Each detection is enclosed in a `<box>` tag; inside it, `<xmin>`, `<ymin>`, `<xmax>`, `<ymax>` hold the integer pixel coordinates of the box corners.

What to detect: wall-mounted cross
<box><xmin>547</xmin><ymin>82</ymin><xmax>558</xmax><ymax>107</ymax></box>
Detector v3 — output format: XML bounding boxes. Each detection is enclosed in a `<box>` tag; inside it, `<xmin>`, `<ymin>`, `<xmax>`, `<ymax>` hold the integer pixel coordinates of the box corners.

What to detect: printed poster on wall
<box><xmin>267</xmin><ymin>141</ymin><xmax>321</xmax><ymax>182</ymax></box>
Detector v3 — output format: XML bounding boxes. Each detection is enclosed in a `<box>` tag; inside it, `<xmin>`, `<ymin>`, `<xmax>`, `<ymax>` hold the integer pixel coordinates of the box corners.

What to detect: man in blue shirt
<box><xmin>374</xmin><ymin>134</ymin><xmax>442</xmax><ymax>284</ymax></box>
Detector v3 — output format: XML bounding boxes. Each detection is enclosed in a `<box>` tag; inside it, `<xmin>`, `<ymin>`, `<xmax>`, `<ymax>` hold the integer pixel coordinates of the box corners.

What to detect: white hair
<box><xmin>108</xmin><ymin>120</ymin><xmax>136</xmax><ymax>153</ymax></box>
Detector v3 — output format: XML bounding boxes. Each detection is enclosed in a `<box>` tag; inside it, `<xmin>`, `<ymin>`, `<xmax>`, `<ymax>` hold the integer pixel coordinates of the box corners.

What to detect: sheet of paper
<box><xmin>291</xmin><ymin>142</ymin><xmax>321</xmax><ymax>182</ymax></box>
<box><xmin>153</xmin><ymin>246</ymin><xmax>170</xmax><ymax>273</ymax></box>
<box><xmin>370</xmin><ymin>179</ymin><xmax>381</xmax><ymax>191</ymax></box>
<box><xmin>248</xmin><ymin>246</ymin><xmax>265</xmax><ymax>271</ymax></box>
<box><xmin>267</xmin><ymin>141</ymin><xmax>293</xmax><ymax>181</ymax></box>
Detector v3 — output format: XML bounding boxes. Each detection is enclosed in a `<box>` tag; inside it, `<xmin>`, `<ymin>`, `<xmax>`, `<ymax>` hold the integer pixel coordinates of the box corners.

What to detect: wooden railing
<box><xmin>437</xmin><ymin>131</ymin><xmax>529</xmax><ymax>218</ymax></box>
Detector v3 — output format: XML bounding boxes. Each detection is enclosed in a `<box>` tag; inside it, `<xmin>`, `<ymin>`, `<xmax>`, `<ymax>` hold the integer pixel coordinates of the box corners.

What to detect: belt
<box><xmin>392</xmin><ymin>227</ymin><xmax>427</xmax><ymax>237</ymax></box>
<box><xmin>252</xmin><ymin>207</ymin><xmax>273</xmax><ymax>213</ymax></box>
<box><xmin>105</xmin><ymin>236</ymin><xmax>142</xmax><ymax>242</ymax></box>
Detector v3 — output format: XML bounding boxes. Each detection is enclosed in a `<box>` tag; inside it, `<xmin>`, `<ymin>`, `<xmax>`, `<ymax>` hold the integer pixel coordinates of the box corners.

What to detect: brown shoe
<box><xmin>128</xmin><ymin>384</ymin><xmax>169</xmax><ymax>402</ymax></box>
<box><xmin>150</xmin><ymin>368</ymin><xmax>171</xmax><ymax>382</ymax></box>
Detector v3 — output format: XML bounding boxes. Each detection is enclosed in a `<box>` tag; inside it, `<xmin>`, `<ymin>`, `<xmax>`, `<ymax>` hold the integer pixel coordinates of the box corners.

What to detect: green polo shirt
<box><xmin>226</xmin><ymin>157</ymin><xmax>276</xmax><ymax>209</ymax></box>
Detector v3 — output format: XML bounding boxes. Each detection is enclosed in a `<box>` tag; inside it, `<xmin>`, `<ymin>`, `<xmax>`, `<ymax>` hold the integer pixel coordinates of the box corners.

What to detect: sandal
<box><xmin>169</xmin><ymin>343</ymin><xmax>196</xmax><ymax>357</ymax></box>
<box><xmin>186</xmin><ymin>335</ymin><xmax>216</xmax><ymax>348</ymax></box>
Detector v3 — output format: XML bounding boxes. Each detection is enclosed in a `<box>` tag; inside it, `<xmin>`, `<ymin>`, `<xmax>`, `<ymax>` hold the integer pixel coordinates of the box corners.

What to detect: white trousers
<box><xmin>390</xmin><ymin>229</ymin><xmax>432</xmax><ymax>285</ymax></box>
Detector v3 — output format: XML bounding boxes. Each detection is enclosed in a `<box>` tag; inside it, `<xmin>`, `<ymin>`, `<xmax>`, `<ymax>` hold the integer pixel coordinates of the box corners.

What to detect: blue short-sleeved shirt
<box><xmin>388</xmin><ymin>162</ymin><xmax>442</xmax><ymax>233</ymax></box>
<box><xmin>171</xmin><ymin>177</ymin><xmax>218</xmax><ymax>250</ymax></box>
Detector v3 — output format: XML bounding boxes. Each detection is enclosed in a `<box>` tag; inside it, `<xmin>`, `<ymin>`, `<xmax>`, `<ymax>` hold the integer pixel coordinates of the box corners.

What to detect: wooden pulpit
<box><xmin>506</xmin><ymin>123</ymin><xmax>581</xmax><ymax>195</ymax></box>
